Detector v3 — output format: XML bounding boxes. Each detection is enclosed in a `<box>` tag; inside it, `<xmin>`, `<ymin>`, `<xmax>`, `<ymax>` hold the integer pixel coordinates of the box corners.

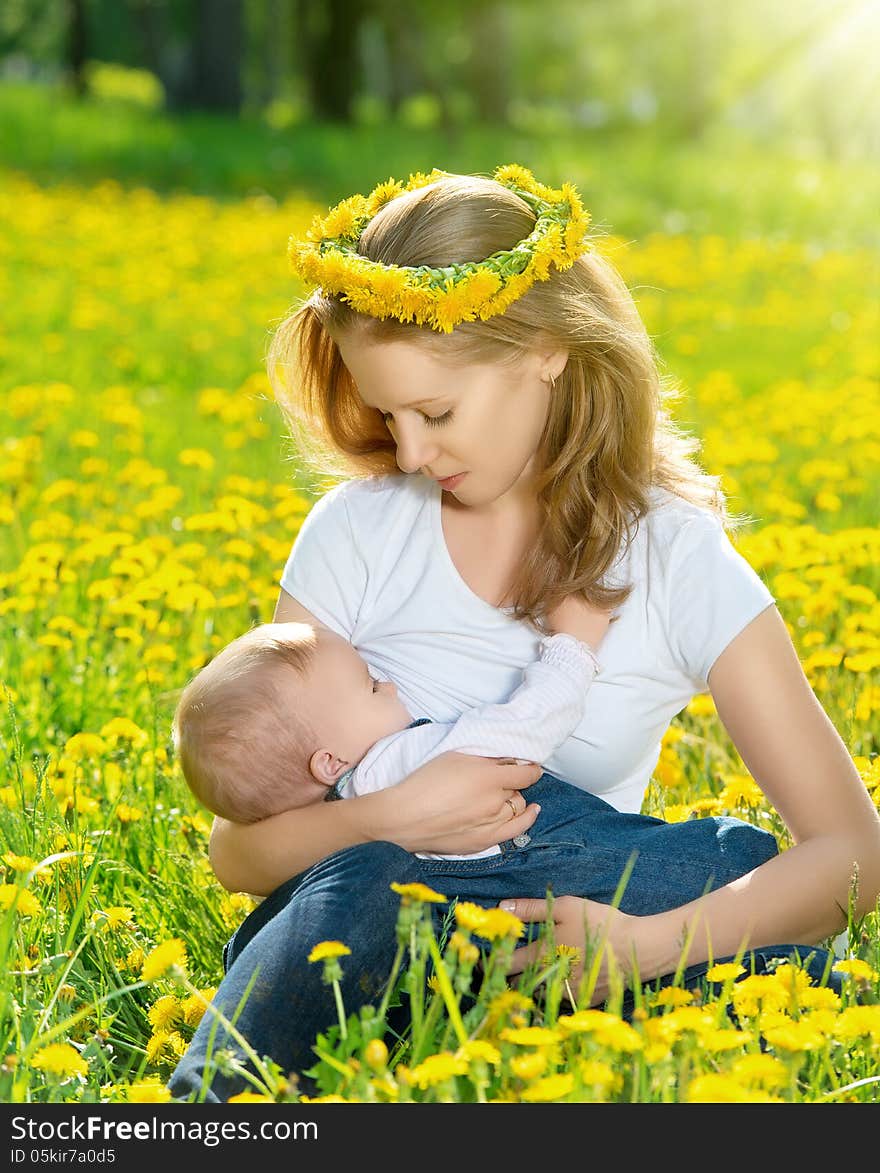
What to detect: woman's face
<box><xmin>335</xmin><ymin>331</ymin><xmax>565</xmax><ymax>511</ymax></box>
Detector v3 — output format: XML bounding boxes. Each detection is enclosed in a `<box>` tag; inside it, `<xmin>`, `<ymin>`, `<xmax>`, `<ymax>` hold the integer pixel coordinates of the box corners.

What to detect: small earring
<box><xmin>548</xmin><ymin>374</ymin><xmax>556</xmax><ymax>392</ymax></box>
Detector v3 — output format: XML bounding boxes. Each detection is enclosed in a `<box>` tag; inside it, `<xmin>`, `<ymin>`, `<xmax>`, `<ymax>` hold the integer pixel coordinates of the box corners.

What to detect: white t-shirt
<box><xmin>280</xmin><ymin>475</ymin><xmax>775</xmax><ymax>814</ymax></box>
<box><xmin>340</xmin><ymin>633</ymin><xmax>599</xmax><ymax>860</ymax></box>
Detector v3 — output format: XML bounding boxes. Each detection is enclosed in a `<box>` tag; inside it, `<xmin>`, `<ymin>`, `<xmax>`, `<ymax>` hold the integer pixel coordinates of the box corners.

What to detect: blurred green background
<box><xmin>2</xmin><ymin>0</ymin><xmax>879</xmax><ymax>246</ymax></box>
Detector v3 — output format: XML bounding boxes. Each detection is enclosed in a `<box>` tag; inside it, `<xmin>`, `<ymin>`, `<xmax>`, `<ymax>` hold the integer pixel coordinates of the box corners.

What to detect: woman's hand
<box><xmin>387</xmin><ymin>752</ymin><xmax>542</xmax><ymax>856</ymax></box>
<box><xmin>501</xmin><ymin>895</ymin><xmax>641</xmax><ymax>1005</ymax></box>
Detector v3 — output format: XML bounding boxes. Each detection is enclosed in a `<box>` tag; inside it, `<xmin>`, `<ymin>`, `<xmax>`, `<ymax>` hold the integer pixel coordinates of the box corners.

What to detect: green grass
<box><xmin>2</xmin><ymin>79</ymin><xmax>879</xmax><ymax>249</ymax></box>
<box><xmin>0</xmin><ymin>79</ymin><xmax>878</xmax><ymax>1104</ymax></box>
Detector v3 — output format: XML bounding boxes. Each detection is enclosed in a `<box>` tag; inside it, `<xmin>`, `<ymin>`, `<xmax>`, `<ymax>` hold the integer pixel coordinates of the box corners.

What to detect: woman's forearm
<box><xmin>208</xmin><ymin>754</ymin><xmax>543</xmax><ymax>895</ymax></box>
<box><xmin>208</xmin><ymin>789</ymin><xmax>404</xmax><ymax>896</ymax></box>
<box><xmin>637</xmin><ymin>832</ymin><xmax>880</xmax><ymax>979</ymax></box>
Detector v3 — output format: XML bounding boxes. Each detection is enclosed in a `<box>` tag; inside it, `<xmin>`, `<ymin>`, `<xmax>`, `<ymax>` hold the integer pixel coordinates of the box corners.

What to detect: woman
<box><xmin>168</xmin><ymin>165</ymin><xmax>880</xmax><ymax>1102</ymax></box>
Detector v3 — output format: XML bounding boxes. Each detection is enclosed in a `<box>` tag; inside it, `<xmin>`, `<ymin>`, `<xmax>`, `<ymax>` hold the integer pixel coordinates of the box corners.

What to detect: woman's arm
<box><xmin>209</xmin><ymin>752</ymin><xmax>542</xmax><ymax>894</ymax></box>
<box><xmin>640</xmin><ymin>603</ymin><xmax>880</xmax><ymax>967</ymax></box>
<box><xmin>507</xmin><ymin>605</ymin><xmax>880</xmax><ymax>991</ymax></box>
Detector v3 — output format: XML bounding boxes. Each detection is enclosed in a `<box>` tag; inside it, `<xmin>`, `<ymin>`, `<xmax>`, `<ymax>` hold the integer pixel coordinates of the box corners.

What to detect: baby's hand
<box><xmin>547</xmin><ymin>595</ymin><xmax>613</xmax><ymax>652</ymax></box>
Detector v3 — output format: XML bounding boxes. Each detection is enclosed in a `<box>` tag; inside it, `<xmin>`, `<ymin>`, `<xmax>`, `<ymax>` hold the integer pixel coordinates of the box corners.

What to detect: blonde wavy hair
<box><xmin>268</xmin><ymin>172</ymin><xmax>744</xmax><ymax>627</ymax></box>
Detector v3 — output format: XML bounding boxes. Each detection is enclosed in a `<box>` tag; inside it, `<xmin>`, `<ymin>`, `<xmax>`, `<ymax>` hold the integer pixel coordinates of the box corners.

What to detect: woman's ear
<box><xmin>309</xmin><ymin>748</ymin><xmax>350</xmax><ymax>786</ymax></box>
<box><xmin>534</xmin><ymin>340</ymin><xmax>568</xmax><ymax>387</ymax></box>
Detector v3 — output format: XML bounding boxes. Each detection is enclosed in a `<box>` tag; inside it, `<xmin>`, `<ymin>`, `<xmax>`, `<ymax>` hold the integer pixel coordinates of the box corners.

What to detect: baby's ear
<box><xmin>308</xmin><ymin>749</ymin><xmax>349</xmax><ymax>786</ymax></box>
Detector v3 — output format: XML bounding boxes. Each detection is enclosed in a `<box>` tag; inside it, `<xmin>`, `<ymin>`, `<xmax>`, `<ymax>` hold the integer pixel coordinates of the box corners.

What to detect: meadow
<box><xmin>1</xmin><ymin>84</ymin><xmax>879</xmax><ymax>1104</ymax></box>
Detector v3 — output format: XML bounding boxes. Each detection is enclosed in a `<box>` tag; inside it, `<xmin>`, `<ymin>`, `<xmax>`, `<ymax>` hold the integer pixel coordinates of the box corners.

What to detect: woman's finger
<box><xmin>497</xmin><ymin>896</ymin><xmax>556</xmax><ymax>922</ymax></box>
<box><xmin>505</xmin><ymin>938</ymin><xmax>549</xmax><ymax>976</ymax></box>
<box><xmin>493</xmin><ymin>760</ymin><xmax>542</xmax><ymax>788</ymax></box>
<box><xmin>501</xmin><ymin>804</ymin><xmax>540</xmax><ymax>839</ymax></box>
<box><xmin>501</xmin><ymin>790</ymin><xmax>528</xmax><ymax>818</ymax></box>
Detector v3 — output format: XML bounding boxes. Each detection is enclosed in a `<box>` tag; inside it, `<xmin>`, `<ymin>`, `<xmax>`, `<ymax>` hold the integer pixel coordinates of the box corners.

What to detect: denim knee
<box><xmin>713</xmin><ymin>817</ymin><xmax>779</xmax><ymax>880</ymax></box>
<box><xmin>225</xmin><ymin>839</ymin><xmax>421</xmax><ymax>970</ymax></box>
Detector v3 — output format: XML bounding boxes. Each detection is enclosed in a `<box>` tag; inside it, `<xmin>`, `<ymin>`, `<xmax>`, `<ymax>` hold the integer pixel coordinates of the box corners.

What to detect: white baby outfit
<box><xmin>335</xmin><ymin>632</ymin><xmax>599</xmax><ymax>860</ymax></box>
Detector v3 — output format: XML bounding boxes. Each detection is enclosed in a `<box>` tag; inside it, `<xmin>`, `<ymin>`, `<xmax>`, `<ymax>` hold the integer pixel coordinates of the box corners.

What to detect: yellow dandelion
<box><xmin>228</xmin><ymin>1092</ymin><xmax>276</xmax><ymax>1103</ymax></box>
<box><xmin>687</xmin><ymin>1074</ymin><xmax>781</xmax><ymax>1103</ymax></box>
<box><xmin>2</xmin><ymin>852</ymin><xmax>37</xmax><ymax>874</ymax></box>
<box><xmin>511</xmin><ymin>1052</ymin><xmax>547</xmax><ymax>1081</ymax></box>
<box><xmin>124</xmin><ymin>946</ymin><xmax>145</xmax><ymax>972</ymax></box>
<box><xmin>178</xmin><ymin>448</ymin><xmax>215</xmax><ymax>470</ymax></box>
<box><xmin>363</xmin><ymin>1039</ymin><xmax>389</xmax><ymax>1071</ymax></box>
<box><xmin>100</xmin><ymin>717</ymin><xmax>149</xmax><ymax>745</ymax></box>
<box><xmin>0</xmin><ymin>884</ymin><xmax>41</xmax><ymax>916</ymax></box>
<box><xmin>389</xmin><ymin>881</ymin><xmax>447</xmax><ymax>904</ymax></box>
<box><xmin>652</xmin><ymin>986</ymin><xmax>696</xmax><ymax>1008</ymax></box>
<box><xmin>62</xmin><ymin>732</ymin><xmax>107</xmax><ymax>759</ymax></box>
<box><xmin>486</xmin><ymin>990</ymin><xmax>534</xmax><ymax>1023</ymax></box>
<box><xmin>307</xmin><ymin>940</ymin><xmax>351</xmax><ymax>963</ymax></box>
<box><xmin>181</xmin><ymin>989</ymin><xmax>216</xmax><ymax>1028</ymax></box>
<box><xmin>702</xmin><ymin>1028</ymin><xmax>752</xmax><ymax>1053</ymax></box>
<box><xmin>31</xmin><ymin>1042</ymin><xmax>88</xmax><ymax>1080</ymax></box>
<box><xmin>453</xmin><ymin>902</ymin><xmax>524</xmax><ymax>941</ymax></box>
<box><xmin>686</xmin><ymin>694</ymin><xmax>717</xmax><ymax>718</ymax></box>
<box><xmin>661</xmin><ymin>803</ymin><xmax>691</xmax><ymax>823</ymax></box>
<box><xmin>127</xmin><ymin>1078</ymin><xmax>173</xmax><ymax>1103</ymax></box>
<box><xmin>520</xmin><ymin>1073</ymin><xmax>575</xmax><ymax>1102</ymax></box>
<box><xmin>706</xmin><ymin>962</ymin><xmax>747</xmax><ymax>983</ymax></box>
<box><xmin>799</xmin><ymin>987</ymin><xmax>841</xmax><ymax>1012</ymax></box>
<box><xmin>834</xmin><ymin>958</ymin><xmax>878</xmax><ymax>983</ymax></box>
<box><xmin>578</xmin><ymin>1060</ymin><xmax>621</xmax><ymax>1093</ymax></box>
<box><xmin>558</xmin><ymin>1009</ymin><xmax>644</xmax><ymax>1052</ymax></box>
<box><xmin>730</xmin><ymin>1053</ymin><xmax>789</xmax><ymax>1090</ymax></box>
<box><xmin>731</xmin><ymin>974</ymin><xmax>788</xmax><ymax>1017</ymax></box>
<box><xmin>662</xmin><ymin>1006</ymin><xmax>713</xmax><ymax>1036</ymax></box>
<box><xmin>116</xmin><ymin>803</ymin><xmax>144</xmax><ymax>823</ymax></box>
<box><xmin>717</xmin><ymin>776</ymin><xmax>764</xmax><ymax>809</ymax></box>
<box><xmin>409</xmin><ymin>1052</ymin><xmax>469</xmax><ymax>1089</ymax></box>
<box><xmin>97</xmin><ymin>900</ymin><xmax>134</xmax><ymax>929</ymax></box>
<box><xmin>834</xmin><ymin>1005</ymin><xmax>880</xmax><ymax>1042</ymax></box>
<box><xmin>498</xmin><ymin>1026</ymin><xmax>561</xmax><ymax>1047</ymax></box>
<box><xmin>448</xmin><ymin>931</ymin><xmax>480</xmax><ymax>965</ymax></box>
<box><xmin>763</xmin><ymin>1020</ymin><xmax>827</xmax><ymax>1053</ymax></box>
<box><xmin>455</xmin><ymin>1040</ymin><xmax>501</xmax><ymax>1067</ymax></box>
<box><xmin>145</xmin><ymin>1030</ymin><xmax>187</xmax><ymax>1064</ymax></box>
<box><xmin>688</xmin><ymin>796</ymin><xmax>724</xmax><ymax>816</ymax></box>
<box><xmin>141</xmin><ymin>938</ymin><xmax>188</xmax><ymax>981</ymax></box>
<box><xmin>147</xmin><ymin>995</ymin><xmax>181</xmax><ymax>1031</ymax></box>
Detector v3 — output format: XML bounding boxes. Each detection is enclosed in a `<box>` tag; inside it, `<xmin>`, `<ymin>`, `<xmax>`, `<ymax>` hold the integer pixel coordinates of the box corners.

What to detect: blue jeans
<box><xmin>168</xmin><ymin>773</ymin><xmax>840</xmax><ymax>1101</ymax></box>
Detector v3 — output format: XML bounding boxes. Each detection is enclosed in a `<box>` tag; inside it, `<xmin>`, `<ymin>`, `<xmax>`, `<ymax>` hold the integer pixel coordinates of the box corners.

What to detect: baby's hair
<box><xmin>172</xmin><ymin>622</ymin><xmax>320</xmax><ymax>824</ymax></box>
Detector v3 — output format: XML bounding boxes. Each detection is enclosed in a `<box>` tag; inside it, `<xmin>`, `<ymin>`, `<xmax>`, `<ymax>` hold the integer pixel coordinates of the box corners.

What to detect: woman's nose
<box><xmin>394</xmin><ymin>423</ymin><xmax>439</xmax><ymax>475</ymax></box>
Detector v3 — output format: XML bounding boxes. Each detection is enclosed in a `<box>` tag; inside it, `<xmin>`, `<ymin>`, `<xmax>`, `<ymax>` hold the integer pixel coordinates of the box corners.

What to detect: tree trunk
<box><xmin>467</xmin><ymin>1</ymin><xmax>510</xmax><ymax>125</ymax></box>
<box><xmin>380</xmin><ymin>6</ymin><xmax>424</xmax><ymax>116</ymax></box>
<box><xmin>66</xmin><ymin>0</ymin><xmax>89</xmax><ymax>97</ymax></box>
<box><xmin>259</xmin><ymin>0</ymin><xmax>285</xmax><ymax>108</ymax></box>
<box><xmin>190</xmin><ymin>0</ymin><xmax>244</xmax><ymax>113</ymax></box>
<box><xmin>297</xmin><ymin>0</ymin><xmax>366</xmax><ymax>123</ymax></box>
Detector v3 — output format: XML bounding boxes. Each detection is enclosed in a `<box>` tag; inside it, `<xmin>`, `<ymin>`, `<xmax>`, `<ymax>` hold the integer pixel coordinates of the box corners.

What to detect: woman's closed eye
<box><xmin>422</xmin><ymin>410</ymin><xmax>453</xmax><ymax>428</ymax></box>
<box><xmin>383</xmin><ymin>410</ymin><xmax>454</xmax><ymax>428</ymax></box>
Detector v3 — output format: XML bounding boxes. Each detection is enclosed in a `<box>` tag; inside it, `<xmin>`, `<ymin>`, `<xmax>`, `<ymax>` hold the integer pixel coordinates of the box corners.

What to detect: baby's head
<box><xmin>172</xmin><ymin>621</ymin><xmax>411</xmax><ymax>823</ymax></box>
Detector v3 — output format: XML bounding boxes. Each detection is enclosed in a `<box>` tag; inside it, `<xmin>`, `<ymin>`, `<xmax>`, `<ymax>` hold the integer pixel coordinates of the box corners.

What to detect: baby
<box><xmin>173</xmin><ymin>606</ymin><xmax>780</xmax><ymax>905</ymax></box>
<box><xmin>172</xmin><ymin>607</ymin><xmax>603</xmax><ymax>861</ymax></box>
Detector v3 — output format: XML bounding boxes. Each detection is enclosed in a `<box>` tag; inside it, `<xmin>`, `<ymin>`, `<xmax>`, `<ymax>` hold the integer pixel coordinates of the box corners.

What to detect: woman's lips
<box><xmin>436</xmin><ymin>473</ymin><xmax>467</xmax><ymax>490</ymax></box>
